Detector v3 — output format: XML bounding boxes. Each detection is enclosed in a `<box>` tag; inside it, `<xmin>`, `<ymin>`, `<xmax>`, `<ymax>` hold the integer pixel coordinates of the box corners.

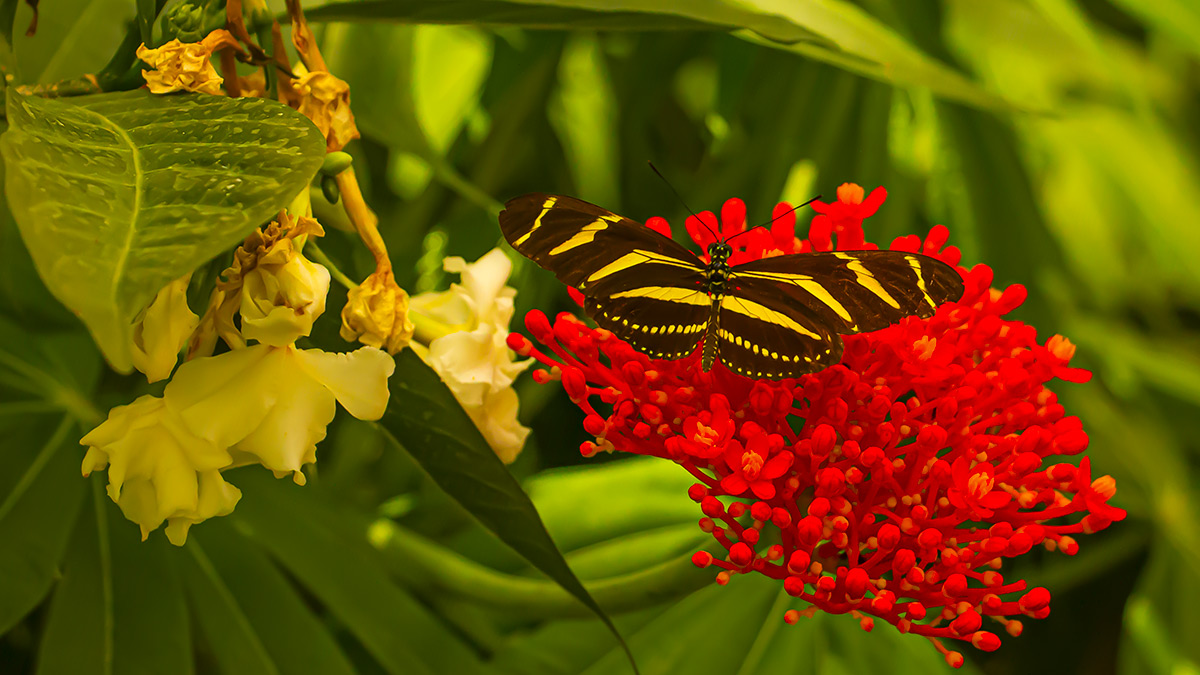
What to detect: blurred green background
<box><xmin>2</xmin><ymin>0</ymin><xmax>1200</xmax><ymax>674</ymax></box>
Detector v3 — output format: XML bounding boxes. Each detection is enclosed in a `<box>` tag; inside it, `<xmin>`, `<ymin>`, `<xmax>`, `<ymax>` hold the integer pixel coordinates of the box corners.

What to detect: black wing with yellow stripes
<box><xmin>500</xmin><ymin>193</ymin><xmax>965</xmax><ymax>380</ymax></box>
<box><xmin>500</xmin><ymin>194</ymin><xmax>711</xmax><ymax>360</ymax></box>
<box><xmin>714</xmin><ymin>251</ymin><xmax>964</xmax><ymax>379</ymax></box>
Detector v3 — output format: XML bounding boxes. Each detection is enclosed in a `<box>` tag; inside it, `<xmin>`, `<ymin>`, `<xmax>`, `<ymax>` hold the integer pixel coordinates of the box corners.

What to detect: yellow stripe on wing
<box><xmin>833</xmin><ymin>252</ymin><xmax>901</xmax><ymax>309</ymax></box>
<box><xmin>904</xmin><ymin>255</ymin><xmax>937</xmax><ymax>309</ymax></box>
<box><xmin>735</xmin><ymin>270</ymin><xmax>853</xmax><ymax>323</ymax></box>
<box><xmin>549</xmin><ymin>218</ymin><xmax>608</xmax><ymax>255</ymax></box>
<box><xmin>609</xmin><ymin>286</ymin><xmax>710</xmax><ymax>305</ymax></box>
<box><xmin>585</xmin><ymin>249</ymin><xmax>702</xmax><ymax>284</ymax></box>
<box><xmin>720</xmin><ymin>295</ymin><xmax>822</xmax><ymax>339</ymax></box>
<box><xmin>512</xmin><ymin>196</ymin><xmax>558</xmax><ymax>247</ymax></box>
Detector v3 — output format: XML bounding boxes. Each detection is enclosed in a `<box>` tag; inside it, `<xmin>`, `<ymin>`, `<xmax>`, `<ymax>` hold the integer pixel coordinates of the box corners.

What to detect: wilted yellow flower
<box><xmin>341</xmin><ymin>270</ymin><xmax>415</xmax><ymax>354</ymax></box>
<box><xmin>165</xmin><ymin>343</ymin><xmax>395</xmax><ymax>485</ymax></box>
<box><xmin>410</xmin><ymin>249</ymin><xmax>532</xmax><ymax>462</ymax></box>
<box><xmin>295</xmin><ymin>69</ymin><xmax>360</xmax><ymax>152</ymax></box>
<box><xmin>196</xmin><ymin>213</ymin><xmax>328</xmax><ymax>352</ymax></box>
<box><xmin>81</xmin><ymin>396</ymin><xmax>241</xmax><ymax>546</ymax></box>
<box><xmin>131</xmin><ymin>275</ymin><xmax>199</xmax><ymax>382</ymax></box>
<box><xmin>240</xmin><ymin>219</ymin><xmax>330</xmax><ymax>347</ymax></box>
<box><xmin>137</xmin><ymin>29</ymin><xmax>240</xmax><ymax>95</ymax></box>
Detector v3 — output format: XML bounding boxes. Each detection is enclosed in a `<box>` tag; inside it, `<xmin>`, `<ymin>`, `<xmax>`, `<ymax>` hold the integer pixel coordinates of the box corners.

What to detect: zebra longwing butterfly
<box><xmin>500</xmin><ymin>193</ymin><xmax>964</xmax><ymax>380</ymax></box>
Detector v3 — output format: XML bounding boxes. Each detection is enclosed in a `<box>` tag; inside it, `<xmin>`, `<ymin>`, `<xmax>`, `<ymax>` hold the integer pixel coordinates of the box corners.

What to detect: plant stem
<box><xmin>306</xmin><ymin>242</ymin><xmax>357</xmax><ymax>289</ymax></box>
<box><xmin>369</xmin><ymin>518</ymin><xmax>718</xmax><ymax>617</ymax></box>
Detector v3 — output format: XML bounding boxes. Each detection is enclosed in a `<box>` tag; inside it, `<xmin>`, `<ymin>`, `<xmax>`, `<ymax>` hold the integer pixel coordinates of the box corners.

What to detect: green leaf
<box><xmin>308</xmin><ymin>0</ymin><xmax>1011</xmax><ymax>109</ymax></box>
<box><xmin>180</xmin><ymin>541</ymin><xmax>280</xmax><ymax>675</ymax></box>
<box><xmin>1108</xmin><ymin>0</ymin><xmax>1200</xmax><ymax>61</ymax></box>
<box><xmin>0</xmin><ymin>415</ymin><xmax>86</xmax><ymax>634</ymax></box>
<box><xmin>35</xmin><ymin>485</ymin><xmax>111</xmax><ymax>675</ymax></box>
<box><xmin>37</xmin><ymin>482</ymin><xmax>195</xmax><ymax>675</ymax></box>
<box><xmin>109</xmin><ymin>526</ymin><xmax>192</xmax><ymax>675</ymax></box>
<box><xmin>548</xmin><ymin>34</ymin><xmax>620</xmax><ymax>207</ymax></box>
<box><xmin>230</xmin><ymin>470</ymin><xmax>482</xmax><ymax>675</ymax></box>
<box><xmin>11</xmin><ymin>0</ymin><xmax>133</xmax><ymax>84</ymax></box>
<box><xmin>136</xmin><ymin>0</ymin><xmax>155</xmax><ymax>45</ymax></box>
<box><xmin>379</xmin><ymin>348</ymin><xmax>637</xmax><ymax>670</ymax></box>
<box><xmin>580</xmin><ymin>573</ymin><xmax>779</xmax><ymax>675</ymax></box>
<box><xmin>0</xmin><ymin>89</ymin><xmax>326</xmax><ymax>372</ymax></box>
<box><xmin>186</xmin><ymin>520</ymin><xmax>358</xmax><ymax>675</ymax></box>
<box><xmin>1</xmin><ymin>0</ymin><xmax>19</xmax><ymax>47</ymax></box>
<box><xmin>1068</xmin><ymin>316</ymin><xmax>1200</xmax><ymax>409</ymax></box>
<box><xmin>304</xmin><ymin>0</ymin><xmax>789</xmax><ymax>33</ymax></box>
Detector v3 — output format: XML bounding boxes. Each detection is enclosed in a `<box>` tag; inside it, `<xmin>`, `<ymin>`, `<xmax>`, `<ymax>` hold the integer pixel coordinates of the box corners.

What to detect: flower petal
<box><xmin>292</xmin><ymin>346</ymin><xmax>395</xmax><ymax>421</ymax></box>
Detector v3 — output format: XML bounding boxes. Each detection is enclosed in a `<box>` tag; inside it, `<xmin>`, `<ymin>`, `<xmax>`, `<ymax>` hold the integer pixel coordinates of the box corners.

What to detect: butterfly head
<box><xmin>707</xmin><ymin>242</ymin><xmax>732</xmax><ymax>264</ymax></box>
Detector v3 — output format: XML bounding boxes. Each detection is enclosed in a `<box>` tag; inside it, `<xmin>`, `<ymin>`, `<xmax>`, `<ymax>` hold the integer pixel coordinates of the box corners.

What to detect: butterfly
<box><xmin>499</xmin><ymin>193</ymin><xmax>964</xmax><ymax>380</ymax></box>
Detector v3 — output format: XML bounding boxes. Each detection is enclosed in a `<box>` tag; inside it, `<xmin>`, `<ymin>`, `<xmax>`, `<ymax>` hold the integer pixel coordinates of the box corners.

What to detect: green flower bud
<box><xmin>321</xmin><ymin>151</ymin><xmax>354</xmax><ymax>176</ymax></box>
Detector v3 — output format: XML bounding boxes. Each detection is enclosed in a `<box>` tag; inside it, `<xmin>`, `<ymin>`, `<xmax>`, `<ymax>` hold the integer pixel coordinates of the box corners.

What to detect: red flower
<box><xmin>721</xmin><ymin>429</ymin><xmax>793</xmax><ymax>499</ymax></box>
<box><xmin>506</xmin><ymin>183</ymin><xmax>1125</xmax><ymax>667</ymax></box>
<box><xmin>809</xmin><ymin>183</ymin><xmax>888</xmax><ymax>249</ymax></box>
<box><xmin>947</xmin><ymin>458</ymin><xmax>1013</xmax><ymax>519</ymax></box>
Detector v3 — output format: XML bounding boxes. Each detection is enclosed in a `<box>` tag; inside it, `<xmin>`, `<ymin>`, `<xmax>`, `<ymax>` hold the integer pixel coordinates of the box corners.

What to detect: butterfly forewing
<box><xmin>731</xmin><ymin>250</ymin><xmax>964</xmax><ymax>335</ymax></box>
<box><xmin>713</xmin><ymin>293</ymin><xmax>841</xmax><ymax>379</ymax></box>
<box><xmin>499</xmin><ymin>193</ymin><xmax>703</xmax><ymax>291</ymax></box>
<box><xmin>501</xmin><ymin>193</ymin><xmax>712</xmax><ymax>359</ymax></box>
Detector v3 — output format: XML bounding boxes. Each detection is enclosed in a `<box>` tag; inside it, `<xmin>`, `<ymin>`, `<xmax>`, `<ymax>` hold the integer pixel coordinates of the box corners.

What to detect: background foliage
<box><xmin>1</xmin><ymin>0</ymin><xmax>1198</xmax><ymax>673</ymax></box>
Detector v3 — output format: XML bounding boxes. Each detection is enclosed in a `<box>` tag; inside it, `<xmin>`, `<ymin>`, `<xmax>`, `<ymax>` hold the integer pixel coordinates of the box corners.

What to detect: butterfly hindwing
<box><xmin>586</xmin><ymin>280</ymin><xmax>710</xmax><ymax>361</ymax></box>
<box><xmin>499</xmin><ymin>193</ymin><xmax>704</xmax><ymax>291</ymax></box>
<box><xmin>713</xmin><ymin>291</ymin><xmax>842</xmax><ymax>380</ymax></box>
<box><xmin>730</xmin><ymin>250</ymin><xmax>964</xmax><ymax>335</ymax></box>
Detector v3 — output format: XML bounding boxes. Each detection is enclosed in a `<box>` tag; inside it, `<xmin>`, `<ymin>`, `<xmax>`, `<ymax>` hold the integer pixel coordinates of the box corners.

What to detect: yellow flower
<box><xmin>197</xmin><ymin>213</ymin><xmax>328</xmax><ymax>352</ymax></box>
<box><xmin>137</xmin><ymin>29</ymin><xmax>240</xmax><ymax>95</ymax></box>
<box><xmin>165</xmin><ymin>343</ymin><xmax>395</xmax><ymax>485</ymax></box>
<box><xmin>131</xmin><ymin>275</ymin><xmax>199</xmax><ymax>382</ymax></box>
<box><xmin>295</xmin><ymin>69</ymin><xmax>360</xmax><ymax>152</ymax></box>
<box><xmin>340</xmin><ymin>270</ymin><xmax>415</xmax><ymax>354</ymax></box>
<box><xmin>410</xmin><ymin>249</ymin><xmax>532</xmax><ymax>462</ymax></box>
<box><xmin>81</xmin><ymin>396</ymin><xmax>241</xmax><ymax>545</ymax></box>
<box><xmin>240</xmin><ymin>221</ymin><xmax>330</xmax><ymax>347</ymax></box>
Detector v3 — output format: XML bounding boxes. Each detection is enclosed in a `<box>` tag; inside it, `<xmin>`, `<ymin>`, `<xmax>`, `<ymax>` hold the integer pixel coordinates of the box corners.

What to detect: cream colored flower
<box><xmin>410</xmin><ymin>249</ymin><xmax>532</xmax><ymax>462</ymax></box>
<box><xmin>165</xmin><ymin>343</ymin><xmax>395</xmax><ymax>485</ymax></box>
<box><xmin>137</xmin><ymin>29</ymin><xmax>240</xmax><ymax>95</ymax></box>
<box><xmin>195</xmin><ymin>213</ymin><xmax>328</xmax><ymax>352</ymax></box>
<box><xmin>81</xmin><ymin>395</ymin><xmax>241</xmax><ymax>545</ymax></box>
<box><xmin>340</xmin><ymin>270</ymin><xmax>415</xmax><ymax>354</ymax></box>
<box><xmin>295</xmin><ymin>69</ymin><xmax>360</xmax><ymax>152</ymax></box>
<box><xmin>240</xmin><ymin>223</ymin><xmax>330</xmax><ymax>347</ymax></box>
<box><xmin>131</xmin><ymin>275</ymin><xmax>199</xmax><ymax>382</ymax></box>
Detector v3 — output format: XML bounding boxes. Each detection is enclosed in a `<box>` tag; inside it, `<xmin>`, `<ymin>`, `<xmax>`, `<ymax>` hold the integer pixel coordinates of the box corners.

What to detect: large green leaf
<box><xmin>187</xmin><ymin>521</ymin><xmax>358</xmax><ymax>675</ymax></box>
<box><xmin>230</xmin><ymin>470</ymin><xmax>481</xmax><ymax>675</ymax></box>
<box><xmin>180</xmin><ymin>542</ymin><xmax>281</xmax><ymax>675</ymax></box>
<box><xmin>307</xmin><ymin>0</ymin><xmax>1009</xmax><ymax>109</ymax></box>
<box><xmin>0</xmin><ymin>89</ymin><xmax>325</xmax><ymax>372</ymax></box>
<box><xmin>0</xmin><ymin>316</ymin><xmax>99</xmax><ymax>633</ymax></box>
<box><xmin>304</xmin><ymin>0</ymin><xmax>813</xmax><ymax>34</ymax></box>
<box><xmin>380</xmin><ymin>349</ymin><xmax>636</xmax><ymax>669</ymax></box>
<box><xmin>35</xmin><ymin>487</ymin><xmax>110</xmax><ymax>675</ymax></box>
<box><xmin>109</xmin><ymin>526</ymin><xmax>192</xmax><ymax>675</ymax></box>
<box><xmin>36</xmin><ymin>484</ymin><xmax>195</xmax><ymax>675</ymax></box>
<box><xmin>0</xmin><ymin>416</ymin><xmax>86</xmax><ymax>634</ymax></box>
<box><xmin>10</xmin><ymin>0</ymin><xmax>132</xmax><ymax>84</ymax></box>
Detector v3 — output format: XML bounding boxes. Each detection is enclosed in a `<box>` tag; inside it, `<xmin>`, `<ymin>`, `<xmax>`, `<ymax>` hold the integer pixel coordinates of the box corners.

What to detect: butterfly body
<box><xmin>500</xmin><ymin>193</ymin><xmax>964</xmax><ymax>380</ymax></box>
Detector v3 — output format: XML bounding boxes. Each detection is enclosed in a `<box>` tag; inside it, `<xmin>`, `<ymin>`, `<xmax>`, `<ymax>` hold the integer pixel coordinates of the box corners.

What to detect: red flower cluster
<box><xmin>506</xmin><ymin>184</ymin><xmax>1125</xmax><ymax>666</ymax></box>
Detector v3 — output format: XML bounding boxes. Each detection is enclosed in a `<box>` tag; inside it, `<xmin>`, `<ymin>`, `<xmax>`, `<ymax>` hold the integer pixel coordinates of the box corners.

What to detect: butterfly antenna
<box><xmin>725</xmin><ymin>194</ymin><xmax>823</xmax><ymax>245</ymax></box>
<box><xmin>648</xmin><ymin>161</ymin><xmax>720</xmax><ymax>241</ymax></box>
